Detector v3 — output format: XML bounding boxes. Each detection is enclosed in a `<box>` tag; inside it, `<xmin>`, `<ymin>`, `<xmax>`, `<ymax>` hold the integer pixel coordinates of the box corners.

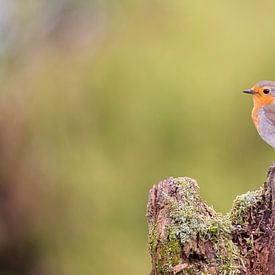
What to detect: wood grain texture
<box><xmin>147</xmin><ymin>164</ymin><xmax>275</xmax><ymax>274</ymax></box>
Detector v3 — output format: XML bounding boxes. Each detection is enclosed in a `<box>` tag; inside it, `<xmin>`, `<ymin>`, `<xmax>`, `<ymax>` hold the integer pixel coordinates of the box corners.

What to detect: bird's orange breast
<box><xmin>252</xmin><ymin>95</ymin><xmax>274</xmax><ymax>128</ymax></box>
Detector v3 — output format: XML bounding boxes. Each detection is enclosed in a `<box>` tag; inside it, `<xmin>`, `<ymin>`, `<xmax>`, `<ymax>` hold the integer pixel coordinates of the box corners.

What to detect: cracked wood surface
<box><xmin>147</xmin><ymin>164</ymin><xmax>275</xmax><ymax>274</ymax></box>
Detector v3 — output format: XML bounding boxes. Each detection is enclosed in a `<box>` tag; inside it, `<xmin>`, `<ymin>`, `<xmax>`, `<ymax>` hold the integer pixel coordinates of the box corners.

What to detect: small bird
<box><xmin>243</xmin><ymin>80</ymin><xmax>275</xmax><ymax>148</ymax></box>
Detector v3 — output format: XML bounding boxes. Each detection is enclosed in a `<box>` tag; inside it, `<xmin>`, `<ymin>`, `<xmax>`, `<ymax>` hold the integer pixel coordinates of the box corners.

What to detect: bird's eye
<box><xmin>263</xmin><ymin>88</ymin><xmax>271</xmax><ymax>94</ymax></box>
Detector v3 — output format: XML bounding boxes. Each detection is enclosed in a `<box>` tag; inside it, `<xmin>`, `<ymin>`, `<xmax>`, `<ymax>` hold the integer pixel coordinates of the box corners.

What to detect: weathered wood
<box><xmin>147</xmin><ymin>164</ymin><xmax>275</xmax><ymax>274</ymax></box>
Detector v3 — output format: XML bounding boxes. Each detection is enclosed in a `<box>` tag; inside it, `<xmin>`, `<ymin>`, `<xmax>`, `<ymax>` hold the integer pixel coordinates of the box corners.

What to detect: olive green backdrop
<box><xmin>1</xmin><ymin>1</ymin><xmax>275</xmax><ymax>274</ymax></box>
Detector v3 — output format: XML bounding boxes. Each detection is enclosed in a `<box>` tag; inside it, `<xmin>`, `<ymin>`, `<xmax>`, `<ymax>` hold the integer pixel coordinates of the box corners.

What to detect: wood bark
<box><xmin>147</xmin><ymin>164</ymin><xmax>275</xmax><ymax>274</ymax></box>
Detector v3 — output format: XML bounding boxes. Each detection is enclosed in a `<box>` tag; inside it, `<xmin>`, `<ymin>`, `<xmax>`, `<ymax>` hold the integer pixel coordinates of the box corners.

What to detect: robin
<box><xmin>243</xmin><ymin>80</ymin><xmax>275</xmax><ymax>148</ymax></box>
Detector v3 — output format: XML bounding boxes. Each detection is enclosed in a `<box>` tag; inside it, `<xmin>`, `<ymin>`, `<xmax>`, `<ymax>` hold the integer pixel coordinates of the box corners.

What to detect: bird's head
<box><xmin>243</xmin><ymin>80</ymin><xmax>275</xmax><ymax>107</ymax></box>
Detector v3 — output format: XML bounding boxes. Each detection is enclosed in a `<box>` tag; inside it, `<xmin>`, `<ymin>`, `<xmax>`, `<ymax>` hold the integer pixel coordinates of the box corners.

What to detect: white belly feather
<box><xmin>257</xmin><ymin>107</ymin><xmax>275</xmax><ymax>148</ymax></box>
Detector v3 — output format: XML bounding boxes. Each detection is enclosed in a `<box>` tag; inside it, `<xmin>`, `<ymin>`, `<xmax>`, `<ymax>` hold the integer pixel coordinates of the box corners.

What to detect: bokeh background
<box><xmin>0</xmin><ymin>1</ymin><xmax>275</xmax><ymax>274</ymax></box>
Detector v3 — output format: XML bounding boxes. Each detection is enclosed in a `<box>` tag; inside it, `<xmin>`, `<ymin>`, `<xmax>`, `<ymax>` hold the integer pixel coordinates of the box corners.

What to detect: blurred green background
<box><xmin>0</xmin><ymin>1</ymin><xmax>275</xmax><ymax>274</ymax></box>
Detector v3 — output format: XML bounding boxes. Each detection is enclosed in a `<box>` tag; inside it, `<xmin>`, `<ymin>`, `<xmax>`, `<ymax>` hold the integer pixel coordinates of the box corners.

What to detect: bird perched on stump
<box><xmin>243</xmin><ymin>80</ymin><xmax>275</xmax><ymax>148</ymax></box>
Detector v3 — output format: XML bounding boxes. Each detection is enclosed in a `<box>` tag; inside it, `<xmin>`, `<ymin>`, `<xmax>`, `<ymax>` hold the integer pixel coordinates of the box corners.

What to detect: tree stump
<box><xmin>147</xmin><ymin>164</ymin><xmax>275</xmax><ymax>274</ymax></box>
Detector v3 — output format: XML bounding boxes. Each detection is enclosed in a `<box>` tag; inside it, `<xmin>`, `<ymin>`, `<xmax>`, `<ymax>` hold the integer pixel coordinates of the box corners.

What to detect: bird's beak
<box><xmin>243</xmin><ymin>89</ymin><xmax>257</xmax><ymax>95</ymax></box>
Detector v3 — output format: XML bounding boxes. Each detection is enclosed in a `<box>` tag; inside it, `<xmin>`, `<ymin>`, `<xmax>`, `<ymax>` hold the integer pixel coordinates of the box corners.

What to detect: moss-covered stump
<box><xmin>147</xmin><ymin>164</ymin><xmax>275</xmax><ymax>275</ymax></box>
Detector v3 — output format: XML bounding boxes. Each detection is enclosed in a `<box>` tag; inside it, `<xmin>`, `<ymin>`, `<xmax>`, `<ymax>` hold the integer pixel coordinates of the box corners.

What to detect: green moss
<box><xmin>228</xmin><ymin>188</ymin><xmax>263</xmax><ymax>226</ymax></box>
<box><xmin>148</xmin><ymin>225</ymin><xmax>158</xmax><ymax>252</ymax></box>
<box><xmin>148</xmin><ymin>177</ymin><xmax>245</xmax><ymax>274</ymax></box>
